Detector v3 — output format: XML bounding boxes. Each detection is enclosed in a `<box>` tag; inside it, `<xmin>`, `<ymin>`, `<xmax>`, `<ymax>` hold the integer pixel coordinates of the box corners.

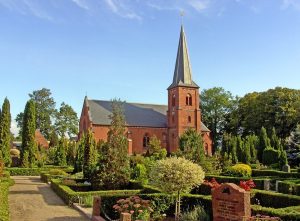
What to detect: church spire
<box><xmin>168</xmin><ymin>25</ymin><xmax>199</xmax><ymax>89</ymax></box>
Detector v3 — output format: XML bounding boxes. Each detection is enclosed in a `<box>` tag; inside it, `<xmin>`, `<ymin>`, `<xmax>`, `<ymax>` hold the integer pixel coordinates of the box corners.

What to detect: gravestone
<box><xmin>282</xmin><ymin>164</ymin><xmax>291</xmax><ymax>173</ymax></box>
<box><xmin>264</xmin><ymin>179</ymin><xmax>271</xmax><ymax>191</ymax></box>
<box><xmin>212</xmin><ymin>183</ymin><xmax>251</xmax><ymax>221</ymax></box>
<box><xmin>120</xmin><ymin>213</ymin><xmax>131</xmax><ymax>221</ymax></box>
<box><xmin>92</xmin><ymin>196</ymin><xmax>101</xmax><ymax>216</ymax></box>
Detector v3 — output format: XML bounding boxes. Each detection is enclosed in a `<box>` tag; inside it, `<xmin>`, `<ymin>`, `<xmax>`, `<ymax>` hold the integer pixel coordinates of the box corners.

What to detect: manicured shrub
<box><xmin>132</xmin><ymin>163</ymin><xmax>148</xmax><ymax>185</ymax></box>
<box><xmin>252</xmin><ymin>169</ymin><xmax>300</xmax><ymax>178</ymax></box>
<box><xmin>6</xmin><ymin>167</ymin><xmax>42</xmax><ymax>176</ymax></box>
<box><xmin>225</xmin><ymin>163</ymin><xmax>252</xmax><ymax>177</ymax></box>
<box><xmin>262</xmin><ymin>148</ymin><xmax>280</xmax><ymax>165</ymax></box>
<box><xmin>179</xmin><ymin>205</ymin><xmax>210</xmax><ymax>221</ymax></box>
<box><xmin>49</xmin><ymin>169</ymin><xmax>68</xmax><ymax>176</ymax></box>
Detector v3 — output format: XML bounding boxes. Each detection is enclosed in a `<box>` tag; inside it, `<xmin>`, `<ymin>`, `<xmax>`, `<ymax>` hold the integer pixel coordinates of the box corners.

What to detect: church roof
<box><xmin>168</xmin><ymin>25</ymin><xmax>199</xmax><ymax>90</ymax></box>
<box><xmin>86</xmin><ymin>99</ymin><xmax>210</xmax><ymax>131</ymax></box>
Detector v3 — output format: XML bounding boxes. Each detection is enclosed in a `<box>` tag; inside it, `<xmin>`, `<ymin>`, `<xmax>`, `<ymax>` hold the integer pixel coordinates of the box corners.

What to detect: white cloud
<box><xmin>103</xmin><ymin>0</ymin><xmax>142</xmax><ymax>21</ymax></box>
<box><xmin>23</xmin><ymin>0</ymin><xmax>53</xmax><ymax>21</ymax></box>
<box><xmin>281</xmin><ymin>0</ymin><xmax>300</xmax><ymax>10</ymax></box>
<box><xmin>188</xmin><ymin>0</ymin><xmax>210</xmax><ymax>12</ymax></box>
<box><xmin>10</xmin><ymin>120</ymin><xmax>19</xmax><ymax>137</ymax></box>
<box><xmin>71</xmin><ymin>0</ymin><xmax>90</xmax><ymax>11</ymax></box>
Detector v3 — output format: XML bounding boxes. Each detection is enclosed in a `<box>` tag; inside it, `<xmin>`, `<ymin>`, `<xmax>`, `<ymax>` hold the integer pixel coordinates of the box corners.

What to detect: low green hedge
<box><xmin>278</xmin><ymin>180</ymin><xmax>300</xmax><ymax>196</ymax></box>
<box><xmin>6</xmin><ymin>167</ymin><xmax>43</xmax><ymax>176</ymax></box>
<box><xmin>252</xmin><ymin>169</ymin><xmax>300</xmax><ymax>178</ymax></box>
<box><xmin>251</xmin><ymin>189</ymin><xmax>300</xmax><ymax>208</ymax></box>
<box><xmin>0</xmin><ymin>173</ymin><xmax>14</xmax><ymax>221</ymax></box>
<box><xmin>50</xmin><ymin>179</ymin><xmax>142</xmax><ymax>205</ymax></box>
<box><xmin>252</xmin><ymin>205</ymin><xmax>300</xmax><ymax>221</ymax></box>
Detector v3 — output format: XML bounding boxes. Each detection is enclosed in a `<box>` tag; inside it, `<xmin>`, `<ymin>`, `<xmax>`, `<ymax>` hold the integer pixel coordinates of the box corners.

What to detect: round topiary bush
<box><xmin>227</xmin><ymin>163</ymin><xmax>252</xmax><ymax>177</ymax></box>
<box><xmin>10</xmin><ymin>148</ymin><xmax>20</xmax><ymax>157</ymax></box>
<box><xmin>48</xmin><ymin>169</ymin><xmax>68</xmax><ymax>176</ymax></box>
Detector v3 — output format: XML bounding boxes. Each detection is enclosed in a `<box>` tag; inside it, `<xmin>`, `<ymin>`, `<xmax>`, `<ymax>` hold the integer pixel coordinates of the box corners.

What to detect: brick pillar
<box><xmin>92</xmin><ymin>197</ymin><xmax>101</xmax><ymax>216</ymax></box>
<box><xmin>120</xmin><ymin>213</ymin><xmax>131</xmax><ymax>221</ymax></box>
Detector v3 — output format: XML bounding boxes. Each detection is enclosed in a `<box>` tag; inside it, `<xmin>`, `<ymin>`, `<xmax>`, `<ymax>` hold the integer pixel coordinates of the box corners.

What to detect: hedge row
<box><xmin>278</xmin><ymin>181</ymin><xmax>300</xmax><ymax>196</ymax></box>
<box><xmin>251</xmin><ymin>189</ymin><xmax>300</xmax><ymax>208</ymax></box>
<box><xmin>7</xmin><ymin>166</ymin><xmax>73</xmax><ymax>176</ymax></box>
<box><xmin>252</xmin><ymin>169</ymin><xmax>300</xmax><ymax>178</ymax></box>
<box><xmin>50</xmin><ymin>179</ymin><xmax>142</xmax><ymax>205</ymax></box>
<box><xmin>252</xmin><ymin>205</ymin><xmax>300</xmax><ymax>221</ymax></box>
<box><xmin>0</xmin><ymin>173</ymin><xmax>14</xmax><ymax>221</ymax></box>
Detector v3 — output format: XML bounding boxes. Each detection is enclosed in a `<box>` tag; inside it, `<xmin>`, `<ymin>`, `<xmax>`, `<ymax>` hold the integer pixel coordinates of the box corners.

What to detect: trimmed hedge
<box><xmin>0</xmin><ymin>173</ymin><xmax>14</xmax><ymax>221</ymax></box>
<box><xmin>252</xmin><ymin>169</ymin><xmax>300</xmax><ymax>178</ymax></box>
<box><xmin>278</xmin><ymin>180</ymin><xmax>300</xmax><ymax>196</ymax></box>
<box><xmin>251</xmin><ymin>189</ymin><xmax>300</xmax><ymax>208</ymax></box>
<box><xmin>50</xmin><ymin>179</ymin><xmax>142</xmax><ymax>205</ymax></box>
<box><xmin>6</xmin><ymin>166</ymin><xmax>73</xmax><ymax>176</ymax></box>
<box><xmin>252</xmin><ymin>205</ymin><xmax>300</xmax><ymax>221</ymax></box>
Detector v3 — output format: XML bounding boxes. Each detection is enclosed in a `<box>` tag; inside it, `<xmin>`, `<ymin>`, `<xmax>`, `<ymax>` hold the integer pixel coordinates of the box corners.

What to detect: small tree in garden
<box><xmin>0</xmin><ymin>98</ymin><xmax>12</xmax><ymax>166</ymax></box>
<box><xmin>74</xmin><ymin>135</ymin><xmax>85</xmax><ymax>173</ymax></box>
<box><xmin>149</xmin><ymin>157</ymin><xmax>205</xmax><ymax>220</ymax></box>
<box><xmin>55</xmin><ymin>138</ymin><xmax>67</xmax><ymax>166</ymax></box>
<box><xmin>178</xmin><ymin>128</ymin><xmax>205</xmax><ymax>164</ymax></box>
<box><xmin>258</xmin><ymin>127</ymin><xmax>271</xmax><ymax>162</ymax></box>
<box><xmin>146</xmin><ymin>135</ymin><xmax>167</xmax><ymax>160</ymax></box>
<box><xmin>92</xmin><ymin>99</ymin><xmax>130</xmax><ymax>190</ymax></box>
<box><xmin>83</xmin><ymin>129</ymin><xmax>98</xmax><ymax>180</ymax></box>
<box><xmin>21</xmin><ymin>100</ymin><xmax>37</xmax><ymax>167</ymax></box>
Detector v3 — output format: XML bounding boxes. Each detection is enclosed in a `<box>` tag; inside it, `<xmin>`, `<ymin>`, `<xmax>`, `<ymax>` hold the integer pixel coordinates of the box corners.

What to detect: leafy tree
<box><xmin>257</xmin><ymin>127</ymin><xmax>271</xmax><ymax>162</ymax></box>
<box><xmin>226</xmin><ymin>87</ymin><xmax>300</xmax><ymax>138</ymax></box>
<box><xmin>66</xmin><ymin>141</ymin><xmax>77</xmax><ymax>166</ymax></box>
<box><xmin>288</xmin><ymin>124</ymin><xmax>300</xmax><ymax>149</ymax></box>
<box><xmin>15</xmin><ymin>112</ymin><xmax>24</xmax><ymax>137</ymax></box>
<box><xmin>74</xmin><ymin>135</ymin><xmax>85</xmax><ymax>173</ymax></box>
<box><xmin>146</xmin><ymin>135</ymin><xmax>167</xmax><ymax>160</ymax></box>
<box><xmin>83</xmin><ymin>129</ymin><xmax>98</xmax><ymax>180</ymax></box>
<box><xmin>55</xmin><ymin>138</ymin><xmax>67</xmax><ymax>166</ymax></box>
<box><xmin>0</xmin><ymin>98</ymin><xmax>12</xmax><ymax>166</ymax></box>
<box><xmin>149</xmin><ymin>157</ymin><xmax>205</xmax><ymax>219</ymax></box>
<box><xmin>21</xmin><ymin>100</ymin><xmax>37</xmax><ymax>167</ymax></box>
<box><xmin>49</xmin><ymin>130</ymin><xmax>59</xmax><ymax>148</ymax></box>
<box><xmin>178</xmin><ymin>128</ymin><xmax>205</xmax><ymax>164</ymax></box>
<box><xmin>29</xmin><ymin>88</ymin><xmax>56</xmax><ymax>139</ymax></box>
<box><xmin>201</xmin><ymin>87</ymin><xmax>235</xmax><ymax>148</ymax></box>
<box><xmin>92</xmin><ymin>99</ymin><xmax>130</xmax><ymax>190</ymax></box>
<box><xmin>54</xmin><ymin>102</ymin><xmax>78</xmax><ymax>138</ymax></box>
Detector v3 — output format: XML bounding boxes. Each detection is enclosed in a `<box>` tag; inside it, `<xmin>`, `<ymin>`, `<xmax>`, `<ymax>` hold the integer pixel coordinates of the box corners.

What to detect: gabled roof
<box><xmin>86</xmin><ymin>99</ymin><xmax>210</xmax><ymax>132</ymax></box>
<box><xmin>168</xmin><ymin>25</ymin><xmax>199</xmax><ymax>90</ymax></box>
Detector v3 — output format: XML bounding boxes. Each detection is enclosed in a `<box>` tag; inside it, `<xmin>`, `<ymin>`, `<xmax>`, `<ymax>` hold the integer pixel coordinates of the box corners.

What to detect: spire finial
<box><xmin>180</xmin><ymin>10</ymin><xmax>185</xmax><ymax>25</ymax></box>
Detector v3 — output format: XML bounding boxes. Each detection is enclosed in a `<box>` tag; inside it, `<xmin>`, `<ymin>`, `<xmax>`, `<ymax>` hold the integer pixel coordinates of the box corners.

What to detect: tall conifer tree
<box><xmin>21</xmin><ymin>100</ymin><xmax>36</xmax><ymax>167</ymax></box>
<box><xmin>258</xmin><ymin>127</ymin><xmax>271</xmax><ymax>162</ymax></box>
<box><xmin>0</xmin><ymin>98</ymin><xmax>12</xmax><ymax>166</ymax></box>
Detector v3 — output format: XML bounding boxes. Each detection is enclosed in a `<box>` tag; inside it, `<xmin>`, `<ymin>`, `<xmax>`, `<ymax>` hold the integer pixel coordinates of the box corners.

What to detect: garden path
<box><xmin>8</xmin><ymin>176</ymin><xmax>89</xmax><ymax>221</ymax></box>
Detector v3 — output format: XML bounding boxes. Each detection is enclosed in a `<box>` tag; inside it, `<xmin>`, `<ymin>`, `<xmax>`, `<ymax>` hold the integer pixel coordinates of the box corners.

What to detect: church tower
<box><xmin>167</xmin><ymin>25</ymin><xmax>202</xmax><ymax>152</ymax></box>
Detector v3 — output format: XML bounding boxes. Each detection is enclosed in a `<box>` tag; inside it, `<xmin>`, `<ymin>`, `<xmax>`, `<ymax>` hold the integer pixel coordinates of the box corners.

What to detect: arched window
<box><xmin>143</xmin><ymin>133</ymin><xmax>150</xmax><ymax>148</ymax></box>
<box><xmin>172</xmin><ymin>112</ymin><xmax>175</xmax><ymax>123</ymax></box>
<box><xmin>186</xmin><ymin>94</ymin><xmax>192</xmax><ymax>106</ymax></box>
<box><xmin>172</xmin><ymin>94</ymin><xmax>176</xmax><ymax>106</ymax></box>
<box><xmin>188</xmin><ymin>116</ymin><xmax>191</xmax><ymax>123</ymax></box>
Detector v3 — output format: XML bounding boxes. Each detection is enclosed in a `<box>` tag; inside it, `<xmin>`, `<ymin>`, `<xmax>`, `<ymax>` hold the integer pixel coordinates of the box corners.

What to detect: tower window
<box><xmin>172</xmin><ymin>112</ymin><xmax>175</xmax><ymax>123</ymax></box>
<box><xmin>143</xmin><ymin>133</ymin><xmax>150</xmax><ymax>148</ymax></box>
<box><xmin>186</xmin><ymin>94</ymin><xmax>192</xmax><ymax>106</ymax></box>
<box><xmin>172</xmin><ymin>94</ymin><xmax>176</xmax><ymax>106</ymax></box>
<box><xmin>188</xmin><ymin>116</ymin><xmax>191</xmax><ymax>123</ymax></box>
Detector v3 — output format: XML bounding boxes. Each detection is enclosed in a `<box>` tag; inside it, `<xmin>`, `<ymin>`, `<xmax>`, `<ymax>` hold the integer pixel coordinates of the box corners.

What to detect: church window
<box><xmin>172</xmin><ymin>112</ymin><xmax>175</xmax><ymax>123</ymax></box>
<box><xmin>205</xmin><ymin>143</ymin><xmax>209</xmax><ymax>155</ymax></box>
<box><xmin>172</xmin><ymin>94</ymin><xmax>176</xmax><ymax>106</ymax></box>
<box><xmin>143</xmin><ymin>133</ymin><xmax>150</xmax><ymax>148</ymax></box>
<box><xmin>188</xmin><ymin>116</ymin><xmax>191</xmax><ymax>123</ymax></box>
<box><xmin>186</xmin><ymin>94</ymin><xmax>192</xmax><ymax>106</ymax></box>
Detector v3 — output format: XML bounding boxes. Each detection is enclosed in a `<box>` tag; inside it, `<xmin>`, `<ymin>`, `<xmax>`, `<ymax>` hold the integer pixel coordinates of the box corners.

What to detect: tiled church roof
<box><xmin>86</xmin><ymin>99</ymin><xmax>210</xmax><ymax>132</ymax></box>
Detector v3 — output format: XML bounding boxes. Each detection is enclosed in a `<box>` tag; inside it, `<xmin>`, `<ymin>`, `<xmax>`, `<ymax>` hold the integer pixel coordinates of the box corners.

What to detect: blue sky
<box><xmin>0</xmin><ymin>0</ymin><xmax>300</xmax><ymax>134</ymax></box>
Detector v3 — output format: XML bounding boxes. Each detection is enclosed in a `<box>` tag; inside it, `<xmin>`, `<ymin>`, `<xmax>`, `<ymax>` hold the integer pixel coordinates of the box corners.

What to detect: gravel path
<box><xmin>8</xmin><ymin>176</ymin><xmax>89</xmax><ymax>221</ymax></box>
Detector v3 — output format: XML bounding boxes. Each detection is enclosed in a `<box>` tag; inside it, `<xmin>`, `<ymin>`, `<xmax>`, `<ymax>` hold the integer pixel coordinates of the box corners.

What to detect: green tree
<box><xmin>49</xmin><ymin>130</ymin><xmax>59</xmax><ymax>147</ymax></box>
<box><xmin>83</xmin><ymin>129</ymin><xmax>98</xmax><ymax>180</ymax></box>
<box><xmin>201</xmin><ymin>87</ymin><xmax>235</xmax><ymax>149</ymax></box>
<box><xmin>257</xmin><ymin>127</ymin><xmax>271</xmax><ymax>162</ymax></box>
<box><xmin>149</xmin><ymin>157</ymin><xmax>205</xmax><ymax>219</ymax></box>
<box><xmin>74</xmin><ymin>135</ymin><xmax>85</xmax><ymax>173</ymax></box>
<box><xmin>288</xmin><ymin>124</ymin><xmax>300</xmax><ymax>149</ymax></box>
<box><xmin>55</xmin><ymin>138</ymin><xmax>67</xmax><ymax>166</ymax></box>
<box><xmin>179</xmin><ymin>128</ymin><xmax>205</xmax><ymax>164</ymax></box>
<box><xmin>15</xmin><ymin>112</ymin><xmax>24</xmax><ymax>137</ymax></box>
<box><xmin>29</xmin><ymin>88</ymin><xmax>56</xmax><ymax>139</ymax></box>
<box><xmin>0</xmin><ymin>98</ymin><xmax>12</xmax><ymax>166</ymax></box>
<box><xmin>146</xmin><ymin>135</ymin><xmax>167</xmax><ymax>160</ymax></box>
<box><xmin>92</xmin><ymin>99</ymin><xmax>130</xmax><ymax>190</ymax></box>
<box><xmin>54</xmin><ymin>102</ymin><xmax>78</xmax><ymax>138</ymax></box>
<box><xmin>21</xmin><ymin>100</ymin><xmax>37</xmax><ymax>167</ymax></box>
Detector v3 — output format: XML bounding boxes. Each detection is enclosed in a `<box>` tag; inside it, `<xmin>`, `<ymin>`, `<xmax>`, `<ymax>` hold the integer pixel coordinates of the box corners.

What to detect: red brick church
<box><xmin>79</xmin><ymin>25</ymin><xmax>213</xmax><ymax>156</ymax></box>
